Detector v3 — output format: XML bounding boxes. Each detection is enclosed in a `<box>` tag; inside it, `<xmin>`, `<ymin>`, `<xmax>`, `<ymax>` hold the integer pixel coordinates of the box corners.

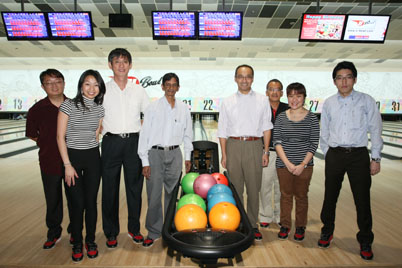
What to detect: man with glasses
<box><xmin>259</xmin><ymin>79</ymin><xmax>288</xmax><ymax>229</ymax></box>
<box><xmin>318</xmin><ymin>61</ymin><xmax>383</xmax><ymax>260</ymax></box>
<box><xmin>26</xmin><ymin>69</ymin><xmax>71</xmax><ymax>249</ymax></box>
<box><xmin>138</xmin><ymin>73</ymin><xmax>193</xmax><ymax>248</ymax></box>
<box><xmin>218</xmin><ymin>64</ymin><xmax>273</xmax><ymax>240</ymax></box>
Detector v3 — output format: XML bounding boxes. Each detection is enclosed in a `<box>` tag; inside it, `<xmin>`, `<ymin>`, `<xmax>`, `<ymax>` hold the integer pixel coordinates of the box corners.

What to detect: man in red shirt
<box><xmin>26</xmin><ymin>69</ymin><xmax>71</xmax><ymax>249</ymax></box>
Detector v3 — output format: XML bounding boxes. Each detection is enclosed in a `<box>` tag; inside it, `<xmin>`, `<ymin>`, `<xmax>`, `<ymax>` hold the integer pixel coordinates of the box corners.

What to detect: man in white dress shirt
<box><xmin>138</xmin><ymin>73</ymin><xmax>193</xmax><ymax>247</ymax></box>
<box><xmin>101</xmin><ymin>48</ymin><xmax>150</xmax><ymax>248</ymax></box>
<box><xmin>217</xmin><ymin>64</ymin><xmax>273</xmax><ymax>240</ymax></box>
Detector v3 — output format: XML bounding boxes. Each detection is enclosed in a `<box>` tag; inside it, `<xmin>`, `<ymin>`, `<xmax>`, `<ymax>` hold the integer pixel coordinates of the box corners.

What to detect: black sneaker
<box><xmin>128</xmin><ymin>232</ymin><xmax>144</xmax><ymax>244</ymax></box>
<box><xmin>278</xmin><ymin>226</ymin><xmax>290</xmax><ymax>240</ymax></box>
<box><xmin>72</xmin><ymin>244</ymin><xmax>83</xmax><ymax>262</ymax></box>
<box><xmin>259</xmin><ymin>222</ymin><xmax>270</xmax><ymax>228</ymax></box>
<box><xmin>43</xmin><ymin>236</ymin><xmax>61</xmax><ymax>249</ymax></box>
<box><xmin>106</xmin><ymin>236</ymin><xmax>118</xmax><ymax>248</ymax></box>
<box><xmin>85</xmin><ymin>242</ymin><xmax>98</xmax><ymax>259</ymax></box>
<box><xmin>360</xmin><ymin>243</ymin><xmax>373</xmax><ymax>260</ymax></box>
<box><xmin>254</xmin><ymin>228</ymin><xmax>263</xmax><ymax>241</ymax></box>
<box><xmin>142</xmin><ymin>237</ymin><xmax>160</xmax><ymax>248</ymax></box>
<box><xmin>318</xmin><ymin>233</ymin><xmax>333</xmax><ymax>248</ymax></box>
<box><xmin>294</xmin><ymin>227</ymin><xmax>306</xmax><ymax>242</ymax></box>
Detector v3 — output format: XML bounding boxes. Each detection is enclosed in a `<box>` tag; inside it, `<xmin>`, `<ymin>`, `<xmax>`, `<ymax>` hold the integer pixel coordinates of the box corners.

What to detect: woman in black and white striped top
<box><xmin>57</xmin><ymin>70</ymin><xmax>105</xmax><ymax>262</ymax></box>
<box><xmin>273</xmin><ymin>82</ymin><xmax>320</xmax><ymax>242</ymax></box>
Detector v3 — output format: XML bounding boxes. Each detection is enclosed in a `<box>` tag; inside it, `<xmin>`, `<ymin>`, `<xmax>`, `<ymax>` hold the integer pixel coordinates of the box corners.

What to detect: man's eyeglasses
<box><xmin>43</xmin><ymin>81</ymin><xmax>64</xmax><ymax>86</ymax></box>
<box><xmin>267</xmin><ymin>88</ymin><xmax>282</xmax><ymax>92</ymax></box>
<box><xmin>236</xmin><ymin>75</ymin><xmax>253</xmax><ymax>80</ymax></box>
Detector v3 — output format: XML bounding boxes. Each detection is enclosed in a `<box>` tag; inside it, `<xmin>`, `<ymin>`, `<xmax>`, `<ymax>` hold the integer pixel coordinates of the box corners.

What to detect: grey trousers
<box><xmin>145</xmin><ymin>147</ymin><xmax>182</xmax><ymax>239</ymax></box>
<box><xmin>226</xmin><ymin>138</ymin><xmax>263</xmax><ymax>228</ymax></box>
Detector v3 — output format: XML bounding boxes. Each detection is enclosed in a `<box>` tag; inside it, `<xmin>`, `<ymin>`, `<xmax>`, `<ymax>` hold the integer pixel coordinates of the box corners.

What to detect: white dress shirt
<box><xmin>320</xmin><ymin>90</ymin><xmax>383</xmax><ymax>159</ymax></box>
<box><xmin>102</xmin><ymin>79</ymin><xmax>150</xmax><ymax>135</ymax></box>
<box><xmin>218</xmin><ymin>90</ymin><xmax>273</xmax><ymax>138</ymax></box>
<box><xmin>138</xmin><ymin>96</ymin><xmax>193</xmax><ymax>166</ymax></box>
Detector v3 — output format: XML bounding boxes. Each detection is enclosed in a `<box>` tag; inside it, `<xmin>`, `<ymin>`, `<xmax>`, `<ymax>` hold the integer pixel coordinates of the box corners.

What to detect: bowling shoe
<box><xmin>72</xmin><ymin>244</ymin><xmax>83</xmax><ymax>262</ymax></box>
<box><xmin>259</xmin><ymin>222</ymin><xmax>270</xmax><ymax>228</ymax></box>
<box><xmin>128</xmin><ymin>232</ymin><xmax>144</xmax><ymax>244</ymax></box>
<box><xmin>360</xmin><ymin>243</ymin><xmax>373</xmax><ymax>260</ymax></box>
<box><xmin>43</xmin><ymin>236</ymin><xmax>61</xmax><ymax>249</ymax></box>
<box><xmin>143</xmin><ymin>237</ymin><xmax>160</xmax><ymax>248</ymax></box>
<box><xmin>106</xmin><ymin>236</ymin><xmax>118</xmax><ymax>248</ymax></box>
<box><xmin>294</xmin><ymin>227</ymin><xmax>306</xmax><ymax>242</ymax></box>
<box><xmin>278</xmin><ymin>226</ymin><xmax>290</xmax><ymax>240</ymax></box>
<box><xmin>254</xmin><ymin>228</ymin><xmax>263</xmax><ymax>241</ymax></box>
<box><xmin>318</xmin><ymin>233</ymin><xmax>333</xmax><ymax>248</ymax></box>
<box><xmin>85</xmin><ymin>242</ymin><xmax>98</xmax><ymax>259</ymax></box>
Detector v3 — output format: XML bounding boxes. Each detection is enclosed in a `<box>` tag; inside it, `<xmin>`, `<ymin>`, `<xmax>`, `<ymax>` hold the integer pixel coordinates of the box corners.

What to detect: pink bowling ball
<box><xmin>193</xmin><ymin>174</ymin><xmax>217</xmax><ymax>199</ymax></box>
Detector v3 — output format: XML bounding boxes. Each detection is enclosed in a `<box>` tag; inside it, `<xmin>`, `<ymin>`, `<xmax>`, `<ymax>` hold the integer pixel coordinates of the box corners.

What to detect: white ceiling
<box><xmin>0</xmin><ymin>0</ymin><xmax>401</xmax><ymax>71</ymax></box>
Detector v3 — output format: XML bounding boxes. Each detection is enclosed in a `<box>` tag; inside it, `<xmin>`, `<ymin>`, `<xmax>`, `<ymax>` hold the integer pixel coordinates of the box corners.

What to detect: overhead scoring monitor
<box><xmin>1</xmin><ymin>12</ymin><xmax>49</xmax><ymax>40</ymax></box>
<box><xmin>198</xmin><ymin>11</ymin><xmax>243</xmax><ymax>40</ymax></box>
<box><xmin>152</xmin><ymin>11</ymin><xmax>197</xmax><ymax>40</ymax></box>
<box><xmin>47</xmin><ymin>12</ymin><xmax>94</xmax><ymax>40</ymax></box>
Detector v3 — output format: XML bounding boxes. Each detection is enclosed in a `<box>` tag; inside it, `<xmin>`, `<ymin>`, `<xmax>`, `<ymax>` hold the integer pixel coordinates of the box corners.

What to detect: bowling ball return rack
<box><xmin>162</xmin><ymin>171</ymin><xmax>254</xmax><ymax>265</ymax></box>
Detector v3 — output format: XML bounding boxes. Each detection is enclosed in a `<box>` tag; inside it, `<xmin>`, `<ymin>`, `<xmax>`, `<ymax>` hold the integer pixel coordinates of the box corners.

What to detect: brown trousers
<box><xmin>277</xmin><ymin>166</ymin><xmax>313</xmax><ymax>229</ymax></box>
<box><xmin>226</xmin><ymin>138</ymin><xmax>263</xmax><ymax>228</ymax></box>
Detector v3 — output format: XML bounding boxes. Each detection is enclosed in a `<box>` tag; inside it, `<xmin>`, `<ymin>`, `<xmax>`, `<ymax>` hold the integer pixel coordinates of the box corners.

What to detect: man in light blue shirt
<box><xmin>138</xmin><ymin>72</ymin><xmax>193</xmax><ymax>248</ymax></box>
<box><xmin>318</xmin><ymin>61</ymin><xmax>383</xmax><ymax>261</ymax></box>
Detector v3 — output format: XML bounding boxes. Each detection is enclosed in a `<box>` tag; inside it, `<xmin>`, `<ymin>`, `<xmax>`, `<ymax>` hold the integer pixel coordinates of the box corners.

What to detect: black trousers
<box><xmin>101</xmin><ymin>134</ymin><xmax>144</xmax><ymax>238</ymax></box>
<box><xmin>65</xmin><ymin>147</ymin><xmax>101</xmax><ymax>245</ymax></box>
<box><xmin>320</xmin><ymin>147</ymin><xmax>374</xmax><ymax>244</ymax></box>
<box><xmin>41</xmin><ymin>171</ymin><xmax>72</xmax><ymax>240</ymax></box>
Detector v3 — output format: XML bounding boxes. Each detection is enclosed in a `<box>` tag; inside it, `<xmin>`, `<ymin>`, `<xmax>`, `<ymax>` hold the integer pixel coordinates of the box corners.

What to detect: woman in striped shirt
<box><xmin>273</xmin><ymin>82</ymin><xmax>320</xmax><ymax>242</ymax></box>
<box><xmin>57</xmin><ymin>70</ymin><xmax>105</xmax><ymax>262</ymax></box>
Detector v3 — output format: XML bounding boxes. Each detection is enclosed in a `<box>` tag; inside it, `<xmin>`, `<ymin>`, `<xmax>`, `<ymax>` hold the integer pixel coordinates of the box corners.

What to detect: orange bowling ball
<box><xmin>209</xmin><ymin>202</ymin><xmax>240</xmax><ymax>231</ymax></box>
<box><xmin>211</xmin><ymin>173</ymin><xmax>229</xmax><ymax>186</ymax></box>
<box><xmin>174</xmin><ymin>204</ymin><xmax>208</xmax><ymax>231</ymax></box>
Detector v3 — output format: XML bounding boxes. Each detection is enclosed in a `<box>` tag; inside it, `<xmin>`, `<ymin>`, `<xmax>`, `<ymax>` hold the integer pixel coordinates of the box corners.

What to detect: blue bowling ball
<box><xmin>207</xmin><ymin>184</ymin><xmax>232</xmax><ymax>201</ymax></box>
<box><xmin>207</xmin><ymin>192</ymin><xmax>236</xmax><ymax>211</ymax></box>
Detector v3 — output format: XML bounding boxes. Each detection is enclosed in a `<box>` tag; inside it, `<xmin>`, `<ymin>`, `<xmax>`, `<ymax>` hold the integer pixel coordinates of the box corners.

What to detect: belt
<box><xmin>331</xmin><ymin>146</ymin><xmax>366</xmax><ymax>153</ymax></box>
<box><xmin>105</xmin><ymin>132</ymin><xmax>138</xmax><ymax>138</ymax></box>
<box><xmin>269</xmin><ymin>148</ymin><xmax>276</xmax><ymax>152</ymax></box>
<box><xmin>152</xmin><ymin>145</ymin><xmax>179</xmax><ymax>151</ymax></box>
<box><xmin>230</xmin><ymin>136</ymin><xmax>261</xmax><ymax>141</ymax></box>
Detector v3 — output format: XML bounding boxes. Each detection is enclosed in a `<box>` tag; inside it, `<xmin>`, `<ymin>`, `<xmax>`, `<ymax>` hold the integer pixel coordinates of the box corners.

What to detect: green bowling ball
<box><xmin>181</xmin><ymin>172</ymin><xmax>199</xmax><ymax>194</ymax></box>
<box><xmin>177</xmin><ymin>193</ymin><xmax>206</xmax><ymax>212</ymax></box>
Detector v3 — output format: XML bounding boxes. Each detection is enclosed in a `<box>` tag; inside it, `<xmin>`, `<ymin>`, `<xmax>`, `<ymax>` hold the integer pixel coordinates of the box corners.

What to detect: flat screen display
<box><xmin>152</xmin><ymin>11</ymin><xmax>196</xmax><ymax>40</ymax></box>
<box><xmin>343</xmin><ymin>15</ymin><xmax>391</xmax><ymax>43</ymax></box>
<box><xmin>299</xmin><ymin>13</ymin><xmax>346</xmax><ymax>42</ymax></box>
<box><xmin>198</xmin><ymin>11</ymin><xmax>243</xmax><ymax>40</ymax></box>
<box><xmin>1</xmin><ymin>12</ymin><xmax>49</xmax><ymax>40</ymax></box>
<box><xmin>47</xmin><ymin>12</ymin><xmax>94</xmax><ymax>40</ymax></box>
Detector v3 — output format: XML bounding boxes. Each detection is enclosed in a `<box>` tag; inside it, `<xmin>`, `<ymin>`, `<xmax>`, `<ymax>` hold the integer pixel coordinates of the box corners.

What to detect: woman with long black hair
<box><xmin>57</xmin><ymin>69</ymin><xmax>105</xmax><ymax>262</ymax></box>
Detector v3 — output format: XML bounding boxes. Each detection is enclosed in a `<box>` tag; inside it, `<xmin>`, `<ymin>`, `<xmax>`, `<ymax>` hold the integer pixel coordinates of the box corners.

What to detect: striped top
<box><xmin>273</xmin><ymin>111</ymin><xmax>320</xmax><ymax>168</ymax></box>
<box><xmin>59</xmin><ymin>97</ymin><xmax>104</xmax><ymax>150</ymax></box>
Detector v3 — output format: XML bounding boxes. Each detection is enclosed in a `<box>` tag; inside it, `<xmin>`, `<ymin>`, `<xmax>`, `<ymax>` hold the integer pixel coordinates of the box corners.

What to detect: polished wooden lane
<box><xmin>1</xmin><ymin>119</ymin><xmax>402</xmax><ymax>267</ymax></box>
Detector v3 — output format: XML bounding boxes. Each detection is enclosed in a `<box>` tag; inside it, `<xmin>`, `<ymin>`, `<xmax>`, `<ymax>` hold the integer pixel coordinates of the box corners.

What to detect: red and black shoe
<box><xmin>85</xmin><ymin>242</ymin><xmax>98</xmax><ymax>259</ymax></box>
<box><xmin>360</xmin><ymin>243</ymin><xmax>373</xmax><ymax>260</ymax></box>
<box><xmin>142</xmin><ymin>237</ymin><xmax>160</xmax><ymax>248</ymax></box>
<box><xmin>318</xmin><ymin>233</ymin><xmax>333</xmax><ymax>248</ymax></box>
<box><xmin>106</xmin><ymin>236</ymin><xmax>118</xmax><ymax>248</ymax></box>
<box><xmin>128</xmin><ymin>232</ymin><xmax>144</xmax><ymax>244</ymax></box>
<box><xmin>72</xmin><ymin>244</ymin><xmax>83</xmax><ymax>262</ymax></box>
<box><xmin>294</xmin><ymin>227</ymin><xmax>306</xmax><ymax>242</ymax></box>
<box><xmin>254</xmin><ymin>228</ymin><xmax>263</xmax><ymax>241</ymax></box>
<box><xmin>259</xmin><ymin>222</ymin><xmax>270</xmax><ymax>228</ymax></box>
<box><xmin>278</xmin><ymin>226</ymin><xmax>290</xmax><ymax>240</ymax></box>
<box><xmin>43</xmin><ymin>236</ymin><xmax>61</xmax><ymax>249</ymax></box>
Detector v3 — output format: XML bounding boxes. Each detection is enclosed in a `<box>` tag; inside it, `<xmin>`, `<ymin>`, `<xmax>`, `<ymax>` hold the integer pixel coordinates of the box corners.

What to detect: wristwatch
<box><xmin>371</xmin><ymin>158</ymin><xmax>381</xmax><ymax>163</ymax></box>
<box><xmin>263</xmin><ymin>150</ymin><xmax>270</xmax><ymax>155</ymax></box>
